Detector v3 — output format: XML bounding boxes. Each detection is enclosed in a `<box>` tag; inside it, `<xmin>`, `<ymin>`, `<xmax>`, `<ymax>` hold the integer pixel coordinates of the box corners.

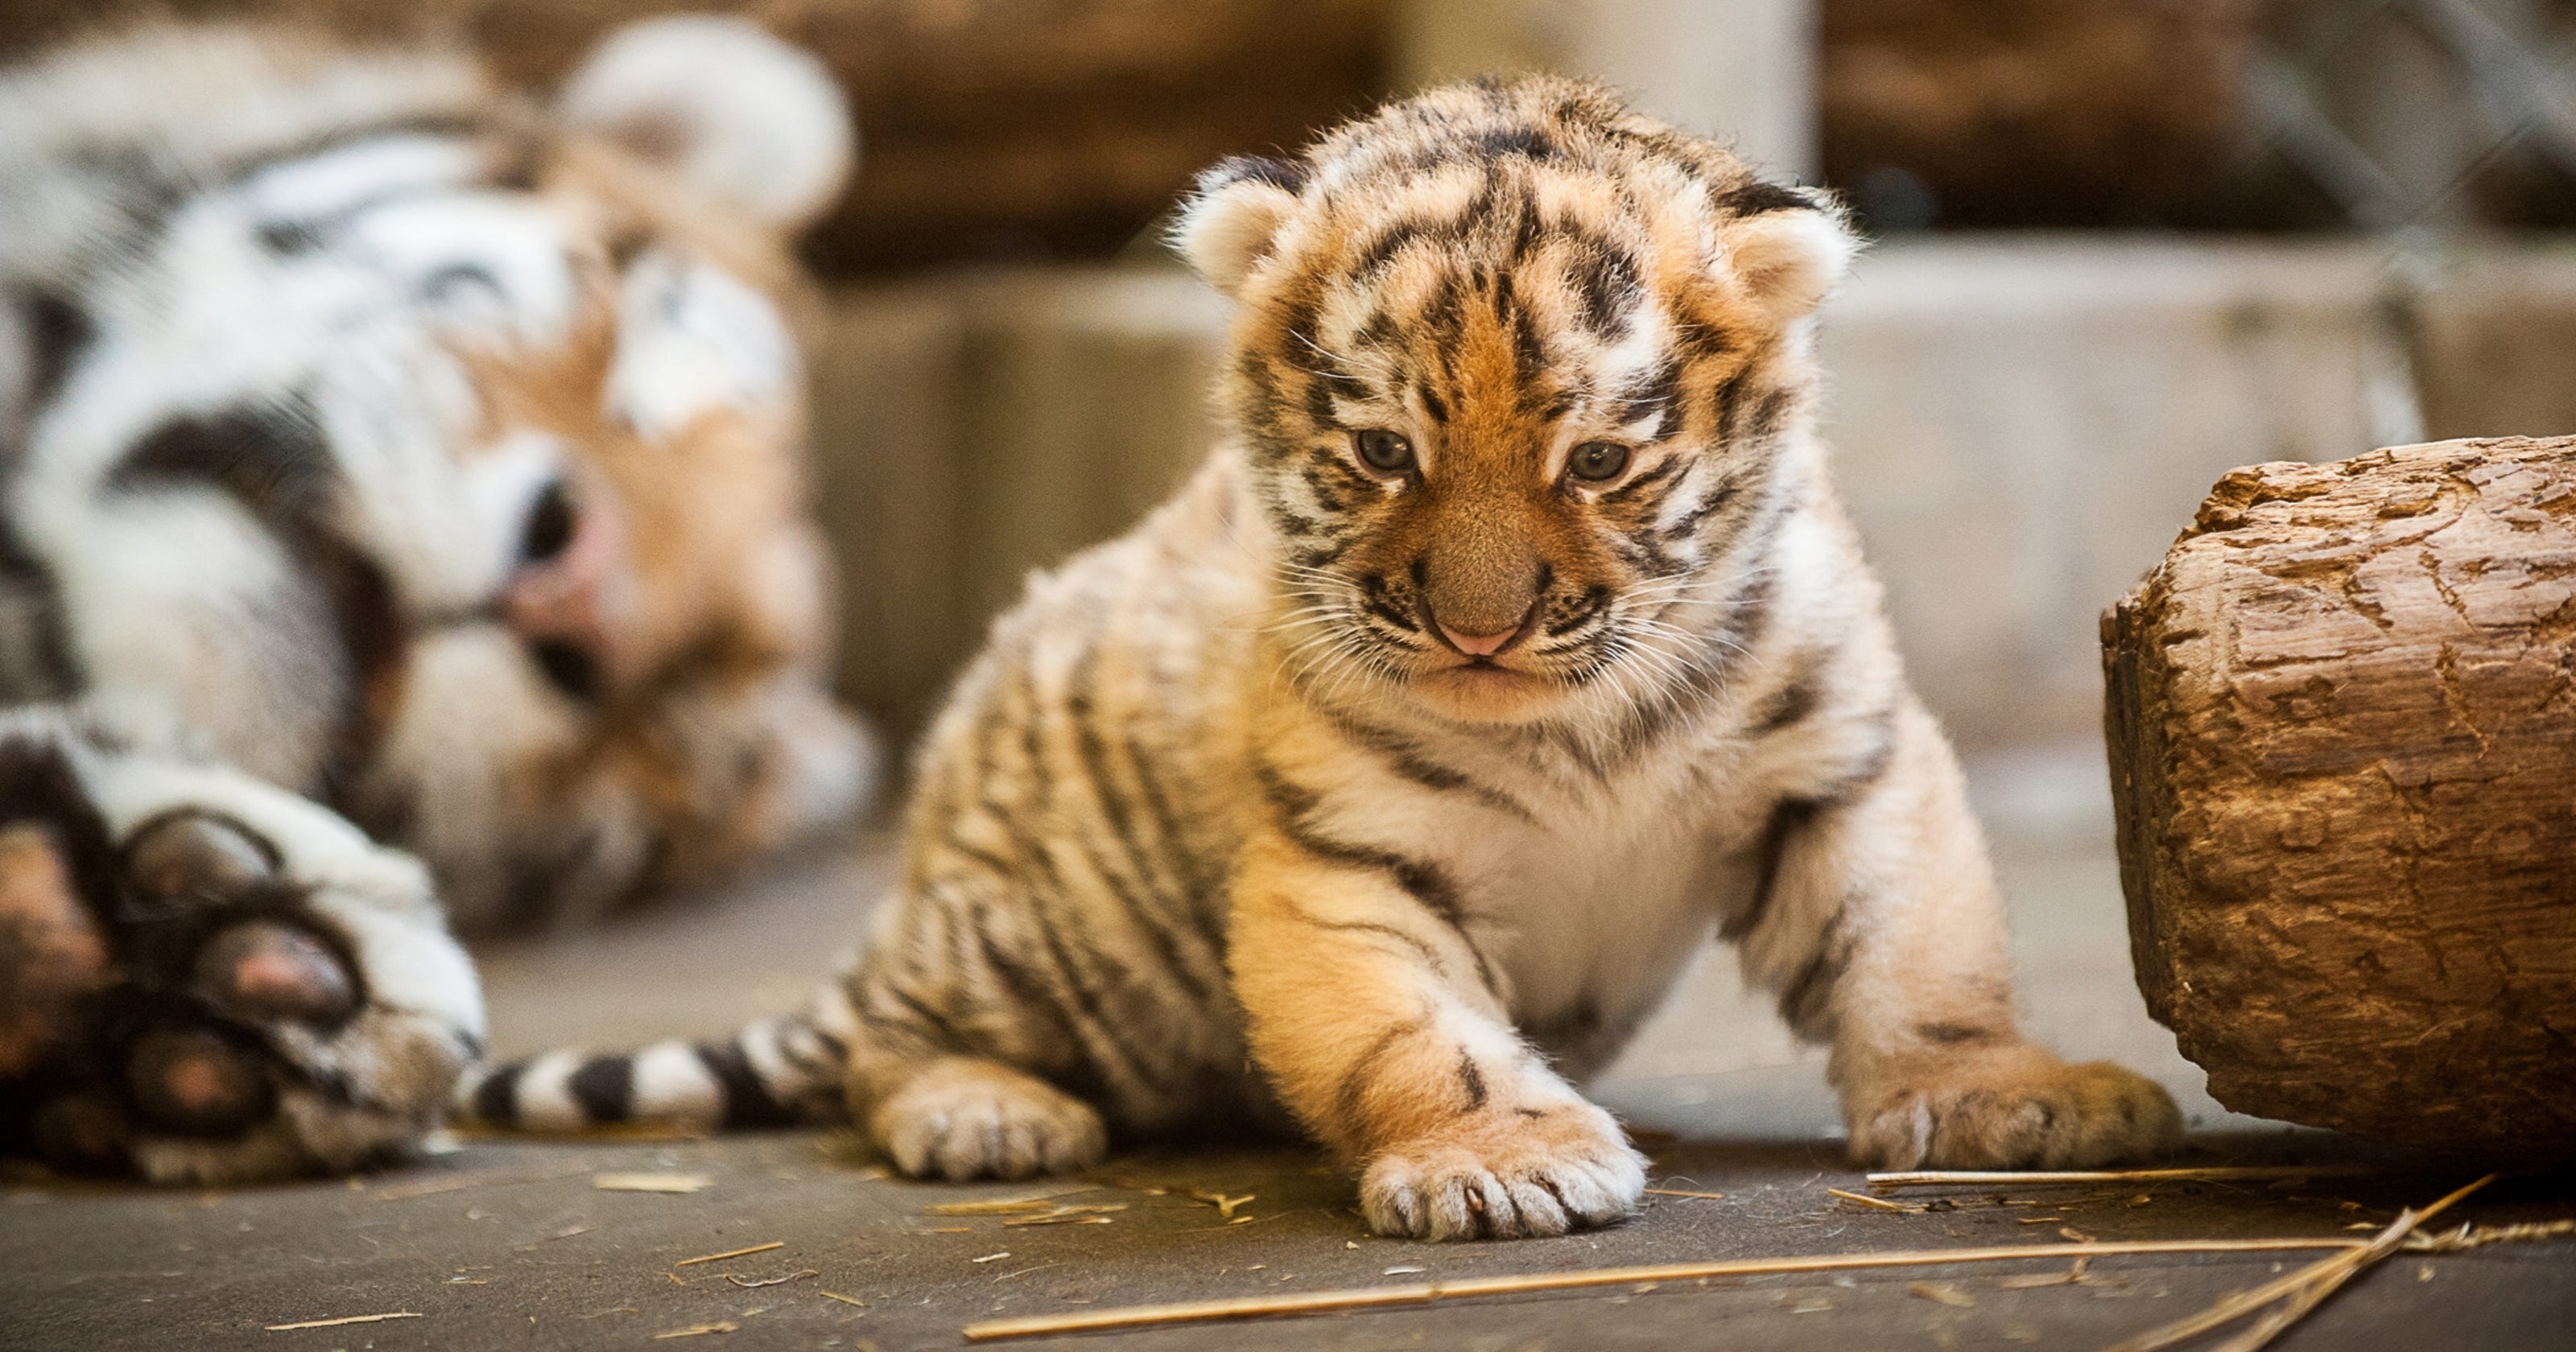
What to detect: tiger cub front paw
<box><xmin>1847</xmin><ymin>1045</ymin><xmax>2182</xmax><ymax>1171</ymax></box>
<box><xmin>1359</xmin><ymin>1101</ymin><xmax>1645</xmax><ymax>1241</ymax></box>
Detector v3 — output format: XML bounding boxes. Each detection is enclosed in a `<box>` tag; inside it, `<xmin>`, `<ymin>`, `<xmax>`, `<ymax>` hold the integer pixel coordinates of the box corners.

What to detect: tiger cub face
<box><xmin>1174</xmin><ymin>76</ymin><xmax>1858</xmax><ymax>725</ymax></box>
<box><xmin>0</xmin><ymin>19</ymin><xmax>873</xmax><ymax>929</ymax></box>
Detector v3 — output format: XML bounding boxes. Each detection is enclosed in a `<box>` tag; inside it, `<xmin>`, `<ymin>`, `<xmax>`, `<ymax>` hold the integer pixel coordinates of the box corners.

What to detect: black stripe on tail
<box><xmin>454</xmin><ymin>1010</ymin><xmax>844</xmax><ymax>1132</ymax></box>
<box><xmin>692</xmin><ymin>1041</ymin><xmax>796</xmax><ymax>1127</ymax></box>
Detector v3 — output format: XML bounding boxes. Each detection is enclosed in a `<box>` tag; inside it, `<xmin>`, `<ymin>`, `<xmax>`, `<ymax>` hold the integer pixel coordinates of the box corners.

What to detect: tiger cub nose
<box><xmin>1437</xmin><ymin>622</ymin><xmax>1520</xmax><ymax>657</ymax></box>
<box><xmin>503</xmin><ymin>477</ymin><xmax>625</xmax><ymax>697</ymax></box>
<box><xmin>1429</xmin><ymin>598</ymin><xmax>1539</xmax><ymax>657</ymax></box>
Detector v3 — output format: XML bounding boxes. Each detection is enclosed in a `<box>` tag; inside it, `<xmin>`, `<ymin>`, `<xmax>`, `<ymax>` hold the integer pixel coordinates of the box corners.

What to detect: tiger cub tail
<box><xmin>450</xmin><ymin>994</ymin><xmax>852</xmax><ymax>1132</ymax></box>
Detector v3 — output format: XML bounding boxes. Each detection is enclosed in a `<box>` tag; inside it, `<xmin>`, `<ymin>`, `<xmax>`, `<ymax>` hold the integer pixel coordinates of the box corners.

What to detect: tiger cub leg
<box><xmin>1230</xmin><ymin>830</ymin><xmax>1645</xmax><ymax>1241</ymax></box>
<box><xmin>1744</xmin><ymin>702</ymin><xmax>2182</xmax><ymax>1169</ymax></box>
<box><xmin>832</xmin><ymin>892</ymin><xmax>1108</xmax><ymax>1182</ymax></box>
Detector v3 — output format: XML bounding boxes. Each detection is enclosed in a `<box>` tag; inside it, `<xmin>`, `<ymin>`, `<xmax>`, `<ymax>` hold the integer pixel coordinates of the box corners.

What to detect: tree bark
<box><xmin>2104</xmin><ymin>437</ymin><xmax>2576</xmax><ymax>1156</ymax></box>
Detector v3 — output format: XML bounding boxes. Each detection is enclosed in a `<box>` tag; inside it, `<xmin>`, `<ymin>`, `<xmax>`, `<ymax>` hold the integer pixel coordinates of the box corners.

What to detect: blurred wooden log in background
<box><xmin>2104</xmin><ymin>438</ymin><xmax>2576</xmax><ymax>1156</ymax></box>
<box><xmin>4</xmin><ymin>0</ymin><xmax>2425</xmax><ymax>264</ymax></box>
<box><xmin>1820</xmin><ymin>0</ymin><xmax>2265</xmax><ymax>229</ymax></box>
<box><xmin>0</xmin><ymin>0</ymin><xmax>1390</xmax><ymax>273</ymax></box>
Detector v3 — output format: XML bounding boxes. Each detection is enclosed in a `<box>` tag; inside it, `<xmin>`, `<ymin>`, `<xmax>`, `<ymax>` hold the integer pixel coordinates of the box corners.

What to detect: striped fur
<box><xmin>462</xmin><ymin>77</ymin><xmax>2180</xmax><ymax>1239</ymax></box>
<box><xmin>0</xmin><ymin>20</ymin><xmax>875</xmax><ymax>934</ymax></box>
<box><xmin>0</xmin><ymin>19</ymin><xmax>870</xmax><ymax>1182</ymax></box>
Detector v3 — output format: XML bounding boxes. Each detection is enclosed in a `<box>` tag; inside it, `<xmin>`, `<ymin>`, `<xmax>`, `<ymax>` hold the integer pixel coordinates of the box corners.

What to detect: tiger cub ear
<box><xmin>1713</xmin><ymin>181</ymin><xmax>1860</xmax><ymax>325</ymax></box>
<box><xmin>1172</xmin><ymin>156</ymin><xmax>1307</xmax><ymax>298</ymax></box>
<box><xmin>559</xmin><ymin>15</ymin><xmax>856</xmax><ymax>232</ymax></box>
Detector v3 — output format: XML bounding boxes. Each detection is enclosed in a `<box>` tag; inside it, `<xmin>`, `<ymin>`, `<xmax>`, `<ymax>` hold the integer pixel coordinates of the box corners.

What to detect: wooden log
<box><xmin>2103</xmin><ymin>436</ymin><xmax>2576</xmax><ymax>1156</ymax></box>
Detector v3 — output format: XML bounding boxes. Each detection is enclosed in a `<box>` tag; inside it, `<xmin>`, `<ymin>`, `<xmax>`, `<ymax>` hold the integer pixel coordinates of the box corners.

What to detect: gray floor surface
<box><xmin>6</xmin><ymin>744</ymin><xmax>2570</xmax><ymax>1350</ymax></box>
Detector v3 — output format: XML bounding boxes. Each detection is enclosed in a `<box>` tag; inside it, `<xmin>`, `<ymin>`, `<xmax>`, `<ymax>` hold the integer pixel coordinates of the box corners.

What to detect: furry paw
<box><xmin>867</xmin><ymin>1057</ymin><xmax>1106</xmax><ymax>1181</ymax></box>
<box><xmin>1</xmin><ymin>721</ymin><xmax>483</xmax><ymax>1184</ymax></box>
<box><xmin>1359</xmin><ymin>1102</ymin><xmax>1645</xmax><ymax>1241</ymax></box>
<box><xmin>1848</xmin><ymin>1046</ymin><xmax>2182</xmax><ymax>1170</ymax></box>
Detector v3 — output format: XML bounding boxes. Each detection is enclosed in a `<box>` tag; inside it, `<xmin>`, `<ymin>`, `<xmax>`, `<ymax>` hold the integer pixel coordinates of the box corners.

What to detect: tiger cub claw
<box><xmin>1358</xmin><ymin>1102</ymin><xmax>1645</xmax><ymax>1241</ymax></box>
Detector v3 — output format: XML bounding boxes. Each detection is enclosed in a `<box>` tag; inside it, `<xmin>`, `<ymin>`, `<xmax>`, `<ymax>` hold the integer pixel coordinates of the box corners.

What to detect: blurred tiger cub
<box><xmin>464</xmin><ymin>76</ymin><xmax>2180</xmax><ymax>1239</ymax></box>
<box><xmin>0</xmin><ymin>18</ymin><xmax>872</xmax><ymax>1181</ymax></box>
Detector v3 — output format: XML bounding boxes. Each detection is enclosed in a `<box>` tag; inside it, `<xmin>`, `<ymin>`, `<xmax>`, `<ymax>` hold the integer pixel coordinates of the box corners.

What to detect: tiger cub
<box><xmin>0</xmin><ymin>17</ymin><xmax>870</xmax><ymax>1182</ymax></box>
<box><xmin>464</xmin><ymin>75</ymin><xmax>2182</xmax><ymax>1239</ymax></box>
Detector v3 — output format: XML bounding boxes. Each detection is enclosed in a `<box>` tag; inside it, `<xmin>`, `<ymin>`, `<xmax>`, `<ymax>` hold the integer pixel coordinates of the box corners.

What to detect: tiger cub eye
<box><xmin>1352</xmin><ymin>428</ymin><xmax>1416</xmax><ymax>473</ymax></box>
<box><xmin>1569</xmin><ymin>441</ymin><xmax>1632</xmax><ymax>482</ymax></box>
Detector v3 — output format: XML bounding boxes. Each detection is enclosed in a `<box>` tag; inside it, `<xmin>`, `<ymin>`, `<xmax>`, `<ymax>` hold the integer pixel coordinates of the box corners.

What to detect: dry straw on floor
<box><xmin>958</xmin><ymin>1237</ymin><xmax>2363</xmax><ymax>1342</ymax></box>
<box><xmin>2101</xmin><ymin>1175</ymin><xmax>2496</xmax><ymax>1352</ymax></box>
<box><xmin>963</xmin><ymin>1172</ymin><xmax>2560</xmax><ymax>1345</ymax></box>
<box><xmin>1865</xmin><ymin>1165</ymin><xmax>2385</xmax><ymax>1192</ymax></box>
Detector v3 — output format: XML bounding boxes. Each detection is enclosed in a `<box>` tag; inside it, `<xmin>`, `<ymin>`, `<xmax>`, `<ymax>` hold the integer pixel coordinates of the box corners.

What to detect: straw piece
<box><xmin>266</xmin><ymin>1313</ymin><xmax>422</xmax><ymax>1331</ymax></box>
<box><xmin>1828</xmin><ymin>1187</ymin><xmax>1920</xmax><ymax>1213</ymax></box>
<box><xmin>1909</xmin><ymin>1280</ymin><xmax>1977</xmax><ymax>1308</ymax></box>
<box><xmin>1995</xmin><ymin>1256</ymin><xmax>2092</xmax><ymax>1290</ymax></box>
<box><xmin>594</xmin><ymin>1173</ymin><xmax>713</xmax><ymax>1193</ymax></box>
<box><xmin>1189</xmin><ymin>1189</ymin><xmax>1256</xmax><ymax>1218</ymax></box>
<box><xmin>923</xmin><ymin>1188</ymin><xmax>1097</xmax><ymax>1214</ymax></box>
<box><xmin>959</xmin><ymin>1237</ymin><xmax>2362</xmax><ymax>1342</ymax></box>
<box><xmin>726</xmin><ymin>1269</ymin><xmax>818</xmax><ymax>1289</ymax></box>
<box><xmin>1644</xmin><ymin>1188</ymin><xmax>1728</xmax><ymax>1201</ymax></box>
<box><xmin>2405</xmin><ymin>1218</ymin><xmax>2576</xmax><ymax>1251</ymax></box>
<box><xmin>1867</xmin><ymin>1165</ymin><xmax>2380</xmax><ymax>1192</ymax></box>
<box><xmin>2100</xmin><ymin>1174</ymin><xmax>2495</xmax><ymax>1352</ymax></box>
<box><xmin>675</xmin><ymin>1242</ymin><xmax>785</xmax><ymax>1267</ymax></box>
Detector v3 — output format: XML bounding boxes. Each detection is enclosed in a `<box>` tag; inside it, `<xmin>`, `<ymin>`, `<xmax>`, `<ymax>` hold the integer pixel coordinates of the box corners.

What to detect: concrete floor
<box><xmin>6</xmin><ymin>744</ymin><xmax>2572</xmax><ymax>1349</ymax></box>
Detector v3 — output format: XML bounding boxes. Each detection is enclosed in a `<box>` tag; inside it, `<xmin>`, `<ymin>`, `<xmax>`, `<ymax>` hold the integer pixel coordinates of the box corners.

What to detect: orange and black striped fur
<box><xmin>0</xmin><ymin>18</ymin><xmax>869</xmax><ymax>1182</ymax></box>
<box><xmin>464</xmin><ymin>76</ymin><xmax>2181</xmax><ymax>1239</ymax></box>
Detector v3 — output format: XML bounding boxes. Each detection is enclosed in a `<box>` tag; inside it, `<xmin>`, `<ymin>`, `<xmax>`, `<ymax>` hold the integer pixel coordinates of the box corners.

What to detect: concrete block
<box><xmin>2410</xmin><ymin>239</ymin><xmax>2576</xmax><ymax>441</ymax></box>
<box><xmin>808</xmin><ymin>269</ymin><xmax>1227</xmax><ymax>736</ymax></box>
<box><xmin>1821</xmin><ymin>237</ymin><xmax>2408</xmax><ymax>745</ymax></box>
<box><xmin>1394</xmin><ymin>0</ymin><xmax>1817</xmax><ymax>177</ymax></box>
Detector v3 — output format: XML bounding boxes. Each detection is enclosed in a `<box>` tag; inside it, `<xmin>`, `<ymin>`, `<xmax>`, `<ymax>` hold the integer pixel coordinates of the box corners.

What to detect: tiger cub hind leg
<box><xmin>862</xmin><ymin>1055</ymin><xmax>1107</xmax><ymax>1182</ymax></box>
<box><xmin>0</xmin><ymin>713</ymin><xmax>484</xmax><ymax>1183</ymax></box>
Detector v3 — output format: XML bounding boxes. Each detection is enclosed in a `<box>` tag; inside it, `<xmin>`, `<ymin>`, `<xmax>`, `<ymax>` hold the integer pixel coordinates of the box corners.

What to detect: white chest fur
<box><xmin>1391</xmin><ymin>744</ymin><xmax>1765</xmax><ymax>1066</ymax></box>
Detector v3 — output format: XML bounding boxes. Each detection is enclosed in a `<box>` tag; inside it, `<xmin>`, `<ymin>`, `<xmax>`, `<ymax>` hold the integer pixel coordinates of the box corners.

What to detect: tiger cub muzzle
<box><xmin>1346</xmin><ymin>475</ymin><xmax>1622</xmax><ymax>702</ymax></box>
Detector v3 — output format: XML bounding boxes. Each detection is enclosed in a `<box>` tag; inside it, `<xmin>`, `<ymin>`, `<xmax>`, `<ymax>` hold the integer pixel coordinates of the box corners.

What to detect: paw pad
<box><xmin>123</xmin><ymin>1028</ymin><xmax>274</xmax><ymax>1136</ymax></box>
<box><xmin>195</xmin><ymin>921</ymin><xmax>357</xmax><ymax>1025</ymax></box>
<box><xmin>125</xmin><ymin>813</ymin><xmax>275</xmax><ymax>905</ymax></box>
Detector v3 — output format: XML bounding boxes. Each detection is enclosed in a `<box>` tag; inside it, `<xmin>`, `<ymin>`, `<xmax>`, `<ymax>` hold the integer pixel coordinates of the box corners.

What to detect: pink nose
<box><xmin>502</xmin><ymin>480</ymin><xmax>626</xmax><ymax>678</ymax></box>
<box><xmin>1438</xmin><ymin>624</ymin><xmax>1519</xmax><ymax>657</ymax></box>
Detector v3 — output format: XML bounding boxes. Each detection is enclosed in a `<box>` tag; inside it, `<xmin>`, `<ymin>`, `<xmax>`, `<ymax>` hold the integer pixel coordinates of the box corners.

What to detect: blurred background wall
<box><xmin>14</xmin><ymin>0</ymin><xmax>2576</xmax><ymax>758</ymax></box>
